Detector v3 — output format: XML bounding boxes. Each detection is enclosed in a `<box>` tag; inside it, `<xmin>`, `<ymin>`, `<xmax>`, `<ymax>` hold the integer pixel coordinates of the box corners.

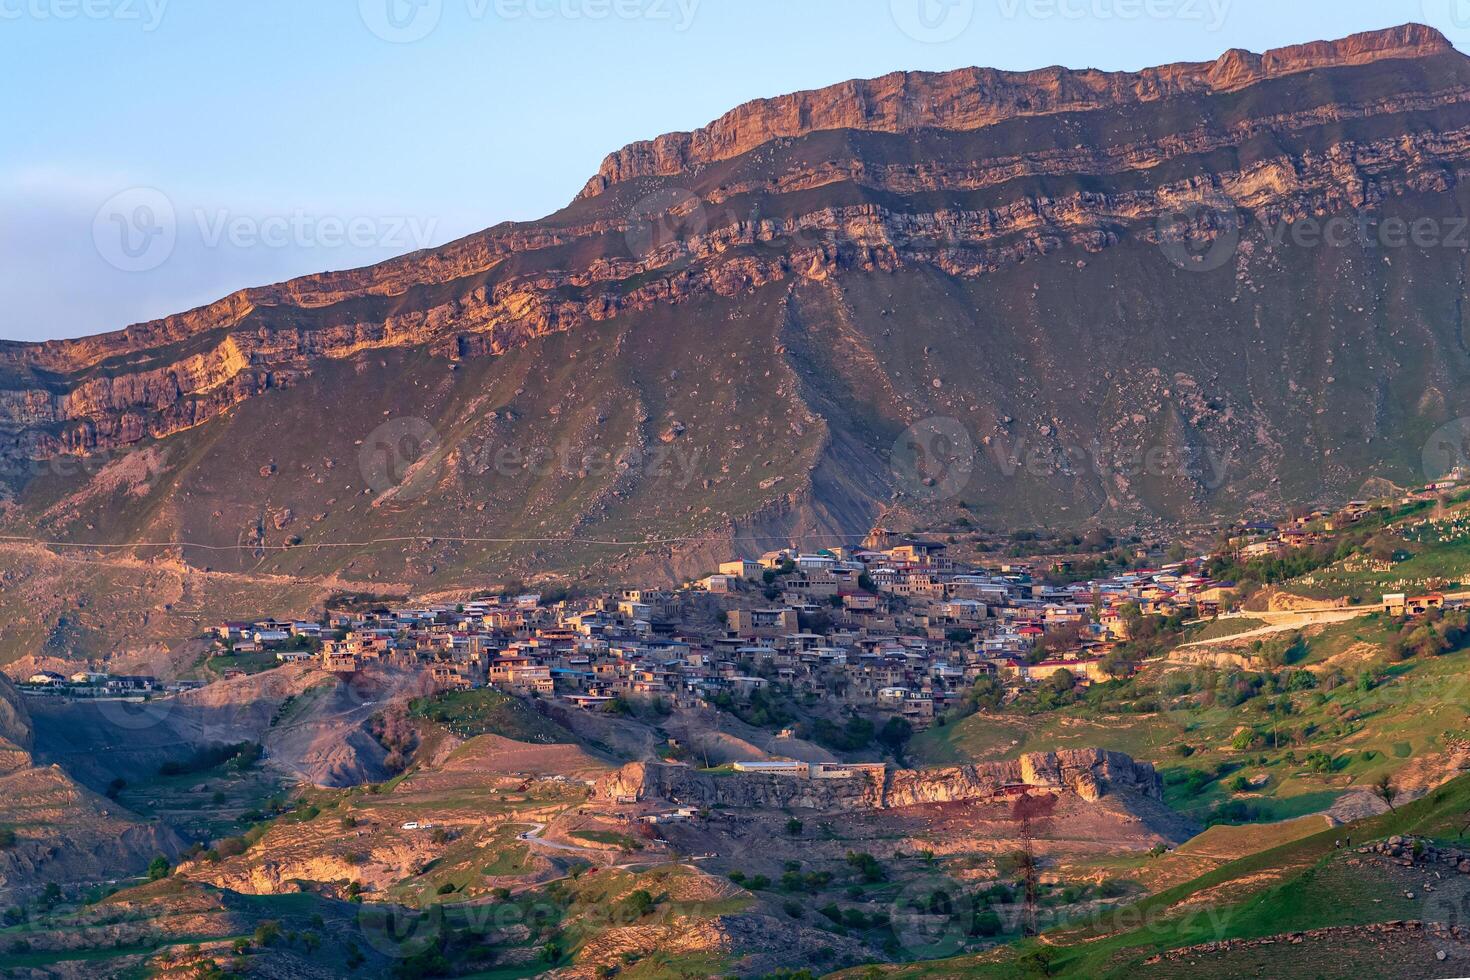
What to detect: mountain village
<box><xmin>27</xmin><ymin>493</ymin><xmax>1454</xmax><ymax>732</ymax></box>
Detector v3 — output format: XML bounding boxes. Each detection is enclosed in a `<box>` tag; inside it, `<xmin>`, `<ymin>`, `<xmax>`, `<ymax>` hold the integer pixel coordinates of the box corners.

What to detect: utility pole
<box><xmin>1010</xmin><ymin>791</ymin><xmax>1058</xmax><ymax>937</ymax></box>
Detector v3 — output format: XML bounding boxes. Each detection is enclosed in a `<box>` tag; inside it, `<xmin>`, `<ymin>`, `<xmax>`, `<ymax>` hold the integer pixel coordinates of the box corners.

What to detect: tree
<box><xmin>1373</xmin><ymin>774</ymin><xmax>1397</xmax><ymax>812</ymax></box>
<box><xmin>147</xmin><ymin>856</ymin><xmax>171</xmax><ymax>881</ymax></box>
<box><xmin>1016</xmin><ymin>946</ymin><xmax>1058</xmax><ymax>976</ymax></box>
<box><xmin>845</xmin><ymin>851</ymin><xmax>886</xmax><ymax>883</ymax></box>
<box><xmin>878</xmin><ymin>717</ymin><xmax>913</xmax><ymax>753</ymax></box>
<box><xmin>966</xmin><ymin>676</ymin><xmax>1004</xmax><ymax>711</ymax></box>
<box><xmin>971</xmin><ymin>907</ymin><xmax>1003</xmax><ymax>937</ymax></box>
<box><xmin>1032</xmin><ymin>623</ymin><xmax>1088</xmax><ymax>662</ymax></box>
<box><xmin>1098</xmin><ymin>648</ymin><xmax>1138</xmax><ymax>679</ymax></box>
<box><xmin>785</xmin><ymin>817</ymin><xmax>803</xmax><ymax>837</ymax></box>
<box><xmin>617</xmin><ymin>889</ymin><xmax>656</xmax><ymax>920</ymax></box>
<box><xmin>1047</xmin><ymin>668</ymin><xmax>1077</xmax><ymax>694</ymax></box>
<box><xmin>373</xmin><ymin>705</ymin><xmax>419</xmax><ymax>772</ymax></box>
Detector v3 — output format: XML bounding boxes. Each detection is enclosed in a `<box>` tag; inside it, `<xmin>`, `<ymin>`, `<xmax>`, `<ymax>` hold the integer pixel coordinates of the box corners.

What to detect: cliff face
<box><xmin>2</xmin><ymin>25</ymin><xmax>1464</xmax><ymax>457</ymax></box>
<box><xmin>0</xmin><ymin>766</ymin><xmax>184</xmax><ymax>894</ymax></box>
<box><xmin>594</xmin><ymin>749</ymin><xmax>1161</xmax><ymax>811</ymax></box>
<box><xmin>3</xmin><ymin>26</ymin><xmax>1470</xmax><ymax>596</ymax></box>
<box><xmin>0</xmin><ymin>675</ymin><xmax>31</xmax><ymax>776</ymax></box>
<box><xmin>578</xmin><ymin>24</ymin><xmax>1453</xmax><ymax>197</ymax></box>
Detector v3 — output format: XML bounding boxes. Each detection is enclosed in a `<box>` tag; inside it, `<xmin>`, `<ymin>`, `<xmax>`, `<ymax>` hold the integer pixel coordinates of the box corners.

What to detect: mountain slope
<box><xmin>2</xmin><ymin>24</ymin><xmax>1469</xmax><ymax>597</ymax></box>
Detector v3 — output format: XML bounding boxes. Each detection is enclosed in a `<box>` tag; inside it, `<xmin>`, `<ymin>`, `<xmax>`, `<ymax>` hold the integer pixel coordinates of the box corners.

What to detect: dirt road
<box><xmin>1178</xmin><ymin>608</ymin><xmax>1370</xmax><ymax>649</ymax></box>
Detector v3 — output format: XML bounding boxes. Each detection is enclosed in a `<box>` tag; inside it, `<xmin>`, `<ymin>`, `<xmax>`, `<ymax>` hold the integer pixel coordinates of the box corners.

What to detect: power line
<box><xmin>0</xmin><ymin>530</ymin><xmax>879</xmax><ymax>554</ymax></box>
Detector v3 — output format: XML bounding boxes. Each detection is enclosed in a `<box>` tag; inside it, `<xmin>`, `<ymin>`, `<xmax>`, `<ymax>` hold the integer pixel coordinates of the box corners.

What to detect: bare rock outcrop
<box><xmin>579</xmin><ymin>24</ymin><xmax>1452</xmax><ymax>197</ymax></box>
<box><xmin>595</xmin><ymin>748</ymin><xmax>1160</xmax><ymax>811</ymax></box>
<box><xmin>1</xmin><ymin>25</ymin><xmax>1467</xmax><ymax>466</ymax></box>
<box><xmin>0</xmin><ymin>673</ymin><xmax>33</xmax><ymax>775</ymax></box>
<box><xmin>0</xmin><ymin>765</ymin><xmax>184</xmax><ymax>897</ymax></box>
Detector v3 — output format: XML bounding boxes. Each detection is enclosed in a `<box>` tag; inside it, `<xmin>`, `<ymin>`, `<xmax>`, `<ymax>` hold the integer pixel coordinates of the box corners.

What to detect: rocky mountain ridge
<box><xmin>578</xmin><ymin>23</ymin><xmax>1452</xmax><ymax>197</ymax></box>
<box><xmin>2</xmin><ymin>24</ymin><xmax>1470</xmax><ymax>596</ymax></box>
<box><xmin>1</xmin><ymin>25</ymin><xmax>1463</xmax><ymax>461</ymax></box>
<box><xmin>594</xmin><ymin>749</ymin><xmax>1162</xmax><ymax>811</ymax></box>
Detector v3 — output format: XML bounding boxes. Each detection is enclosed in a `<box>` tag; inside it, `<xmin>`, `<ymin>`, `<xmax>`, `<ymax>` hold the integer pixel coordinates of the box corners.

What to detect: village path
<box><xmin>516</xmin><ymin>822</ymin><xmax>605</xmax><ymax>856</ymax></box>
<box><xmin>1176</xmin><ymin>608</ymin><xmax>1370</xmax><ymax>649</ymax></box>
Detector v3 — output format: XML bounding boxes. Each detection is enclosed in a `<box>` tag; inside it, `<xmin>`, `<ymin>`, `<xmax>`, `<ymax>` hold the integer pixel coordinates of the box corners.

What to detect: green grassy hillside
<box><xmin>835</xmin><ymin>773</ymin><xmax>1470</xmax><ymax>979</ymax></box>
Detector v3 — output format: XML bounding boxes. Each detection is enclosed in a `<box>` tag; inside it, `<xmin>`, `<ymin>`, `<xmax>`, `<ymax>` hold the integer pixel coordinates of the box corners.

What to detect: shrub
<box><xmin>253</xmin><ymin>921</ymin><xmax>281</xmax><ymax>947</ymax></box>
<box><xmin>845</xmin><ymin>851</ymin><xmax>885</xmax><ymax>883</ymax></box>
<box><xmin>1231</xmin><ymin>728</ymin><xmax>1262</xmax><ymax>752</ymax></box>
<box><xmin>971</xmin><ymin>907</ymin><xmax>1003</xmax><ymax>936</ymax></box>
<box><xmin>617</xmin><ymin>889</ymin><xmax>656</xmax><ymax>920</ymax></box>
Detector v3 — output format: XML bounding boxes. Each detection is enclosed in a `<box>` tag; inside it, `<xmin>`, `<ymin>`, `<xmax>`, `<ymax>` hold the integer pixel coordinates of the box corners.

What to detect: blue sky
<box><xmin>1</xmin><ymin>0</ymin><xmax>1464</xmax><ymax>341</ymax></box>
